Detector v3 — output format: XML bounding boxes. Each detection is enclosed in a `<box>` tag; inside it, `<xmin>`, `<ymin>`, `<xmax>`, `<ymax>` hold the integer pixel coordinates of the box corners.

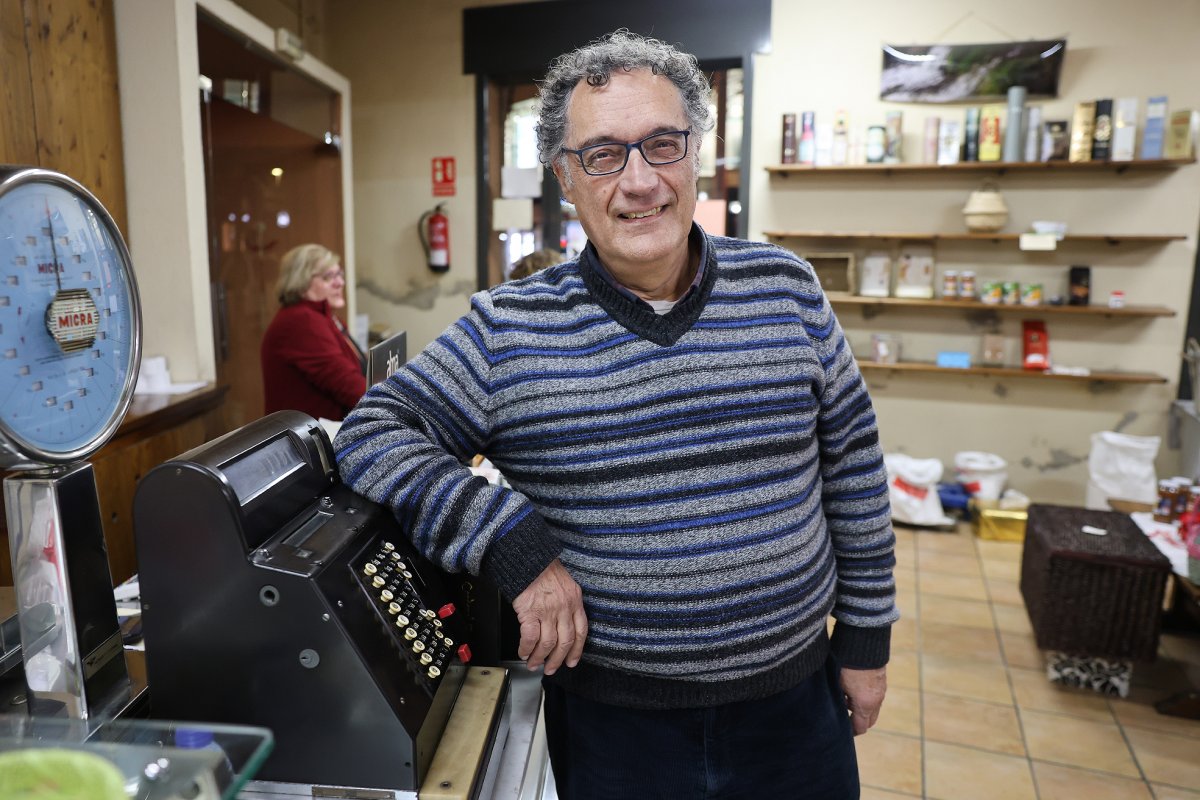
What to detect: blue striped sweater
<box><xmin>333</xmin><ymin>231</ymin><xmax>897</xmax><ymax>709</ymax></box>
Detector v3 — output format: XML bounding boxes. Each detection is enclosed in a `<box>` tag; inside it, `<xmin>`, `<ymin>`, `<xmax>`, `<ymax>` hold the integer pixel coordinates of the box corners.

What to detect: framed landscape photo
<box><xmin>880</xmin><ymin>39</ymin><xmax>1065</xmax><ymax>103</ymax></box>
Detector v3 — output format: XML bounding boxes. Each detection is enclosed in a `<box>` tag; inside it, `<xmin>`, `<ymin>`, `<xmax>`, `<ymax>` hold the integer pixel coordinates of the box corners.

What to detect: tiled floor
<box><xmin>857</xmin><ymin>524</ymin><xmax>1200</xmax><ymax>799</ymax></box>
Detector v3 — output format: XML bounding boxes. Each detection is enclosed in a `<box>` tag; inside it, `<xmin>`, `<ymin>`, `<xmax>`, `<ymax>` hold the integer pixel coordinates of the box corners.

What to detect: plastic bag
<box><xmin>955</xmin><ymin>451</ymin><xmax>1008</xmax><ymax>501</ymax></box>
<box><xmin>1084</xmin><ymin>431</ymin><xmax>1160</xmax><ymax>510</ymax></box>
<box><xmin>884</xmin><ymin>453</ymin><xmax>954</xmax><ymax>526</ymax></box>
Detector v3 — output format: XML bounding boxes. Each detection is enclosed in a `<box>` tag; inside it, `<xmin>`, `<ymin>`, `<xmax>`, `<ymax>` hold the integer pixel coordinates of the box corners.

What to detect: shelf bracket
<box><xmin>858</xmin><ymin>305</ymin><xmax>884</xmax><ymax>321</ymax></box>
<box><xmin>965</xmin><ymin>309</ymin><xmax>1001</xmax><ymax>330</ymax></box>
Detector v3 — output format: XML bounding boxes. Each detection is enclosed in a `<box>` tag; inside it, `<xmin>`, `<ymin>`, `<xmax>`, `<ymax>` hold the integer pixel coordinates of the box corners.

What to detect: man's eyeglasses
<box><xmin>561</xmin><ymin>130</ymin><xmax>691</xmax><ymax>176</ymax></box>
<box><xmin>317</xmin><ymin>268</ymin><xmax>345</xmax><ymax>282</ymax></box>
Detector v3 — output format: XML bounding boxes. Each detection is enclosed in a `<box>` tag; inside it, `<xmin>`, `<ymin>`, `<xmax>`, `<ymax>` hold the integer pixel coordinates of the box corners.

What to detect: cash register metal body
<box><xmin>134</xmin><ymin>411</ymin><xmax>499</xmax><ymax>794</ymax></box>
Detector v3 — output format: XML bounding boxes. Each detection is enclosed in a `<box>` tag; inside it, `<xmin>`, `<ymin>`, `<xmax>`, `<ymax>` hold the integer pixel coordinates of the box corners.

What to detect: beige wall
<box><xmin>323</xmin><ymin>0</ymin><xmax>520</xmax><ymax>353</ymax></box>
<box><xmin>750</xmin><ymin>0</ymin><xmax>1200</xmax><ymax>501</ymax></box>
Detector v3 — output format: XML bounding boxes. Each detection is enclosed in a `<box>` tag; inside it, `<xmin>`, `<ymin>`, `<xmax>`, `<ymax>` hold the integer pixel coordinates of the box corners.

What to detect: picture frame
<box><xmin>799</xmin><ymin>251</ymin><xmax>857</xmax><ymax>295</ymax></box>
<box><xmin>880</xmin><ymin>39</ymin><xmax>1066</xmax><ymax>104</ymax></box>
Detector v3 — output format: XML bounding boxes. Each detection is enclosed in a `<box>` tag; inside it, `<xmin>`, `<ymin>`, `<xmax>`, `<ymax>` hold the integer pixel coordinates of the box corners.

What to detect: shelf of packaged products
<box><xmin>827</xmin><ymin>292</ymin><xmax>1175</xmax><ymax>318</ymax></box>
<box><xmin>765</xmin><ymin>158</ymin><xmax>1196</xmax><ymax>177</ymax></box>
<box><xmin>857</xmin><ymin>361</ymin><xmax>1168</xmax><ymax>384</ymax></box>
<box><xmin>764</xmin><ymin>231</ymin><xmax>1186</xmax><ymax>245</ymax></box>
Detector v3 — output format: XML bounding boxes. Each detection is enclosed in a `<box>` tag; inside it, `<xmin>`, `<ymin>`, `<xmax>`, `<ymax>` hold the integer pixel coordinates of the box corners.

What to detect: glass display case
<box><xmin>0</xmin><ymin>714</ymin><xmax>273</xmax><ymax>800</ymax></box>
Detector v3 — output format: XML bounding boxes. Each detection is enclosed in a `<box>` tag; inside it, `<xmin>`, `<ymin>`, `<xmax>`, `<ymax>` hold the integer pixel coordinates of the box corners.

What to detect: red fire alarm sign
<box><xmin>432</xmin><ymin>157</ymin><xmax>456</xmax><ymax>197</ymax></box>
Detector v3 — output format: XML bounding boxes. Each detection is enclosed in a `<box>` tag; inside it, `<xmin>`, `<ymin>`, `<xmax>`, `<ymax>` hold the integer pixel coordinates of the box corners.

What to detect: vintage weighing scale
<box><xmin>0</xmin><ymin>166</ymin><xmax>141</xmax><ymax>720</ymax></box>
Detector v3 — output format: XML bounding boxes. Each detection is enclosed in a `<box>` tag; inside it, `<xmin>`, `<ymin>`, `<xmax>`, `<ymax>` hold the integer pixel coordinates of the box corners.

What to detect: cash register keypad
<box><xmin>355</xmin><ymin>539</ymin><xmax>463</xmax><ymax>682</ymax></box>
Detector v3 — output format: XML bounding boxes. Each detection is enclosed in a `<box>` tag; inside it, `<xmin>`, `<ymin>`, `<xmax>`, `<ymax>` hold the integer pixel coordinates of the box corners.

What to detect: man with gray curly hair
<box><xmin>334</xmin><ymin>29</ymin><xmax>895</xmax><ymax>800</ymax></box>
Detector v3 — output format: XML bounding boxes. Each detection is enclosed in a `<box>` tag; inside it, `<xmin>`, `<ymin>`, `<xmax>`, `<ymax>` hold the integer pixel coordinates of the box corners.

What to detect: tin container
<box><xmin>1001</xmin><ymin>281</ymin><xmax>1020</xmax><ymax>305</ymax></box>
<box><xmin>980</xmin><ymin>281</ymin><xmax>1003</xmax><ymax>304</ymax></box>
<box><xmin>1020</xmin><ymin>283</ymin><xmax>1043</xmax><ymax>306</ymax></box>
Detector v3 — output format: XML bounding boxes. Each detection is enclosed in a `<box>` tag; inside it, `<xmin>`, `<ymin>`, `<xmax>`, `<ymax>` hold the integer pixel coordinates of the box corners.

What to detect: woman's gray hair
<box><xmin>536</xmin><ymin>29</ymin><xmax>714</xmax><ymax>171</ymax></box>
<box><xmin>276</xmin><ymin>243</ymin><xmax>340</xmax><ymax>306</ymax></box>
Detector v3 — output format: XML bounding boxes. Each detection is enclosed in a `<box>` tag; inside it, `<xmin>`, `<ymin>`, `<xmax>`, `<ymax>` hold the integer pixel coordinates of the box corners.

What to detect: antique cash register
<box><xmin>134</xmin><ymin>411</ymin><xmax>504</xmax><ymax>794</ymax></box>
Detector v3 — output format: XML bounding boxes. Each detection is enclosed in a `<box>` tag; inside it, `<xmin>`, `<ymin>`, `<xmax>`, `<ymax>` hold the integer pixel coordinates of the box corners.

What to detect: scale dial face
<box><xmin>0</xmin><ymin>168</ymin><xmax>142</xmax><ymax>467</ymax></box>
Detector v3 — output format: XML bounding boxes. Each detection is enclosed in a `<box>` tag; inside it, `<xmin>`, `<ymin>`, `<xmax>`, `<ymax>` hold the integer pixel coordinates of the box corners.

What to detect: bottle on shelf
<box><xmin>798</xmin><ymin>111</ymin><xmax>816</xmax><ymax>165</ymax></box>
<box><xmin>1003</xmin><ymin>86</ymin><xmax>1027</xmax><ymax>163</ymax></box>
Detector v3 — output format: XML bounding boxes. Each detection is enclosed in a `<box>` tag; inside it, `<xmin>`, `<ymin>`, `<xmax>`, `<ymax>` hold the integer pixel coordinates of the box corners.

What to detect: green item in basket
<box><xmin>0</xmin><ymin>747</ymin><xmax>127</xmax><ymax>799</ymax></box>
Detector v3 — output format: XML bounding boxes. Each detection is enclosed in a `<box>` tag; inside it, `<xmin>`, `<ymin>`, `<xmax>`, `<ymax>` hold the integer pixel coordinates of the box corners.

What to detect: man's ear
<box><xmin>551</xmin><ymin>160</ymin><xmax>575</xmax><ymax>204</ymax></box>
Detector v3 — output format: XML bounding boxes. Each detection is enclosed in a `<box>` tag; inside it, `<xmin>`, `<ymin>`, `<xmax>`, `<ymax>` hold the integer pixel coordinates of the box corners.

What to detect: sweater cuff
<box><xmin>480</xmin><ymin>510</ymin><xmax>562</xmax><ymax>601</ymax></box>
<box><xmin>829</xmin><ymin>622</ymin><xmax>892</xmax><ymax>669</ymax></box>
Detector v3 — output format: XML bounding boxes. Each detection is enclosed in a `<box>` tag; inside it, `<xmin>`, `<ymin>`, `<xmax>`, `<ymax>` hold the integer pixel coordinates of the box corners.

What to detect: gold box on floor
<box><xmin>970</xmin><ymin>499</ymin><xmax>1027</xmax><ymax>541</ymax></box>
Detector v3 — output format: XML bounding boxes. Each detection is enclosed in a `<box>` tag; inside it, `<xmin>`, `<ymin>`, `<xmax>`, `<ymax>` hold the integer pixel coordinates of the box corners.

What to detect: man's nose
<box><xmin>619</xmin><ymin>147</ymin><xmax>658</xmax><ymax>191</ymax></box>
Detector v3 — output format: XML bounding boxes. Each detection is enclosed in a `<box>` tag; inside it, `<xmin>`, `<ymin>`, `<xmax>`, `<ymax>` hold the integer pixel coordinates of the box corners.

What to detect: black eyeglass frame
<box><xmin>560</xmin><ymin>130</ymin><xmax>692</xmax><ymax>176</ymax></box>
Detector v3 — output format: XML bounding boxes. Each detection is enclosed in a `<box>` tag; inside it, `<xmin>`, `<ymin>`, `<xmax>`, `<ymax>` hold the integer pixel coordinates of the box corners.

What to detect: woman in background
<box><xmin>261</xmin><ymin>243</ymin><xmax>366</xmax><ymax>420</ymax></box>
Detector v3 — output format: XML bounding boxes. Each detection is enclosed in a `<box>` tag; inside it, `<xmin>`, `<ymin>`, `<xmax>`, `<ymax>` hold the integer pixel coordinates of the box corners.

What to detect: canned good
<box><xmin>942</xmin><ymin>270</ymin><xmax>959</xmax><ymax>299</ymax></box>
<box><xmin>1173</xmin><ymin>478</ymin><xmax>1192</xmax><ymax>519</ymax></box>
<box><xmin>1109</xmin><ymin>290</ymin><xmax>1126</xmax><ymax>309</ymax></box>
<box><xmin>980</xmin><ymin>281</ymin><xmax>1003</xmax><ymax>304</ymax></box>
<box><xmin>959</xmin><ymin>270</ymin><xmax>977</xmax><ymax>299</ymax></box>
<box><xmin>1001</xmin><ymin>281</ymin><xmax>1020</xmax><ymax>305</ymax></box>
<box><xmin>1155</xmin><ymin>479</ymin><xmax>1177</xmax><ymax>523</ymax></box>
<box><xmin>1020</xmin><ymin>283</ymin><xmax>1043</xmax><ymax>306</ymax></box>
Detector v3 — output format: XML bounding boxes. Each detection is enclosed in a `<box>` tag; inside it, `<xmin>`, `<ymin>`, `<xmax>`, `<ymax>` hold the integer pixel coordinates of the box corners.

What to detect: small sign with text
<box><xmin>432</xmin><ymin>157</ymin><xmax>456</xmax><ymax>197</ymax></box>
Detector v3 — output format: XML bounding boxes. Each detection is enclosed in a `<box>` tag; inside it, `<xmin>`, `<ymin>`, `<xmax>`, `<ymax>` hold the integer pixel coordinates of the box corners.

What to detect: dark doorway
<box><xmin>463</xmin><ymin>0</ymin><xmax>771</xmax><ymax>290</ymax></box>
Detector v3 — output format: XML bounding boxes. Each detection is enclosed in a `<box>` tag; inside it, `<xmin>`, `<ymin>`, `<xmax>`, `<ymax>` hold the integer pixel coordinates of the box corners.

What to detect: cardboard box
<box><xmin>970</xmin><ymin>498</ymin><xmax>1027</xmax><ymax>541</ymax></box>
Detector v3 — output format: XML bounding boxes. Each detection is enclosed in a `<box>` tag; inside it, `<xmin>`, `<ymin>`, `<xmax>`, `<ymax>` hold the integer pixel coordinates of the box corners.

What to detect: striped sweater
<box><xmin>333</xmin><ymin>230</ymin><xmax>897</xmax><ymax>709</ymax></box>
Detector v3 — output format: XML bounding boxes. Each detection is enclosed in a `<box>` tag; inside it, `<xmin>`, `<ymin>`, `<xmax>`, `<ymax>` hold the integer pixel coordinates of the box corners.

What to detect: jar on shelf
<box><xmin>942</xmin><ymin>270</ymin><xmax>959</xmax><ymax>299</ymax></box>
<box><xmin>959</xmin><ymin>270</ymin><xmax>977</xmax><ymax>299</ymax></box>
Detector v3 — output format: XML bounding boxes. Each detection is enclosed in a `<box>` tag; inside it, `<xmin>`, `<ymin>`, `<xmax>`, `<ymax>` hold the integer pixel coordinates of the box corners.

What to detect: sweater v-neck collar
<box><xmin>577</xmin><ymin>226</ymin><xmax>717</xmax><ymax>346</ymax></box>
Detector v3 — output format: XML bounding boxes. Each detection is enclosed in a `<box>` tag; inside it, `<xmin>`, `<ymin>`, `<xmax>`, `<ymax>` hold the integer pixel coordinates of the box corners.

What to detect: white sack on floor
<box><xmin>884</xmin><ymin>453</ymin><xmax>954</xmax><ymax>527</ymax></box>
<box><xmin>1084</xmin><ymin>431</ymin><xmax>1160</xmax><ymax>510</ymax></box>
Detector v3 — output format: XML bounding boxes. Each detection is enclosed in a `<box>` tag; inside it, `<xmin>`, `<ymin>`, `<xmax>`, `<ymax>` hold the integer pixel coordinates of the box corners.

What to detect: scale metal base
<box><xmin>5</xmin><ymin>462</ymin><xmax>130</xmax><ymax>719</ymax></box>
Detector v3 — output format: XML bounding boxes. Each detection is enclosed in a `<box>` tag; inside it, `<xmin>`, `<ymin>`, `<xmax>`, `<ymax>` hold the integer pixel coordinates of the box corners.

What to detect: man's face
<box><xmin>553</xmin><ymin>69</ymin><xmax>698</xmax><ymax>277</ymax></box>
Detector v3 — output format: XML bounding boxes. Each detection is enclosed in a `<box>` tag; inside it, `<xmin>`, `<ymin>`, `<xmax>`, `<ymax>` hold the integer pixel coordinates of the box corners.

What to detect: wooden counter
<box><xmin>1</xmin><ymin>384</ymin><xmax>232</xmax><ymax>585</ymax></box>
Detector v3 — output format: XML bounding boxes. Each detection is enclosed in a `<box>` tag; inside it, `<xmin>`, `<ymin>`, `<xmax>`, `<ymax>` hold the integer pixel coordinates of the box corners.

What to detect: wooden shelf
<box><xmin>827</xmin><ymin>293</ymin><xmax>1176</xmax><ymax>318</ymax></box>
<box><xmin>766</xmin><ymin>158</ymin><xmax>1196</xmax><ymax>177</ymax></box>
<box><xmin>858</xmin><ymin>361</ymin><xmax>1167</xmax><ymax>384</ymax></box>
<box><xmin>764</xmin><ymin>230</ymin><xmax>1186</xmax><ymax>245</ymax></box>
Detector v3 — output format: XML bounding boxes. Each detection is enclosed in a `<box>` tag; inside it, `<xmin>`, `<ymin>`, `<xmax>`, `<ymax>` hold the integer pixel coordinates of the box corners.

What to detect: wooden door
<box><xmin>198</xmin><ymin>15</ymin><xmax>344</xmax><ymax>431</ymax></box>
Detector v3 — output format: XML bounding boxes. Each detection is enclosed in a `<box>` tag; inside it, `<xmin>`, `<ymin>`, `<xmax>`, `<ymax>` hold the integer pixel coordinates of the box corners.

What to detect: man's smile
<box><xmin>618</xmin><ymin>205</ymin><xmax>665</xmax><ymax>220</ymax></box>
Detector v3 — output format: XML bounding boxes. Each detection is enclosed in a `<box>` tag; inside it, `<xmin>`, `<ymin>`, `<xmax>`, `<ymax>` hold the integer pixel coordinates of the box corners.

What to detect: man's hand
<box><xmin>511</xmin><ymin>558</ymin><xmax>588</xmax><ymax>676</ymax></box>
<box><xmin>840</xmin><ymin>666</ymin><xmax>887</xmax><ymax>735</ymax></box>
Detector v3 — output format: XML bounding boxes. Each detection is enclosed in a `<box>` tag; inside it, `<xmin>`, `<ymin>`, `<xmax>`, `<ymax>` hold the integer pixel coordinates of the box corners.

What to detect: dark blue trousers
<box><xmin>543</xmin><ymin>657</ymin><xmax>859</xmax><ymax>800</ymax></box>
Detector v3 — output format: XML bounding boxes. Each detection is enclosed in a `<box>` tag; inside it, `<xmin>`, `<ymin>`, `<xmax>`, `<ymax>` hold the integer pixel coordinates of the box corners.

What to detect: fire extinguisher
<box><xmin>419</xmin><ymin>203</ymin><xmax>450</xmax><ymax>273</ymax></box>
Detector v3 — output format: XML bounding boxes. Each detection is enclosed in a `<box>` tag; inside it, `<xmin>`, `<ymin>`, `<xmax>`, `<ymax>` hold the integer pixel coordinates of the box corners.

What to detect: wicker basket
<box><xmin>1020</xmin><ymin>503</ymin><xmax>1171</xmax><ymax>662</ymax></box>
<box><xmin>964</xmin><ymin>212</ymin><xmax>1008</xmax><ymax>232</ymax></box>
<box><xmin>962</xmin><ymin>184</ymin><xmax>1009</xmax><ymax>233</ymax></box>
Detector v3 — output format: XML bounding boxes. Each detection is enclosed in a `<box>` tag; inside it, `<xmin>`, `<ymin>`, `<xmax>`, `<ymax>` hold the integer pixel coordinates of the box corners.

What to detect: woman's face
<box><xmin>302</xmin><ymin>261</ymin><xmax>346</xmax><ymax>308</ymax></box>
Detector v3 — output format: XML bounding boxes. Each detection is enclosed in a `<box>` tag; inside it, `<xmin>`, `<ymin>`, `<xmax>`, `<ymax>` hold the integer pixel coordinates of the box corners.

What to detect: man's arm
<box><xmin>799</xmin><ymin>262</ymin><xmax>898</xmax><ymax>670</ymax></box>
<box><xmin>333</xmin><ymin>304</ymin><xmax>585</xmax><ymax>672</ymax></box>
